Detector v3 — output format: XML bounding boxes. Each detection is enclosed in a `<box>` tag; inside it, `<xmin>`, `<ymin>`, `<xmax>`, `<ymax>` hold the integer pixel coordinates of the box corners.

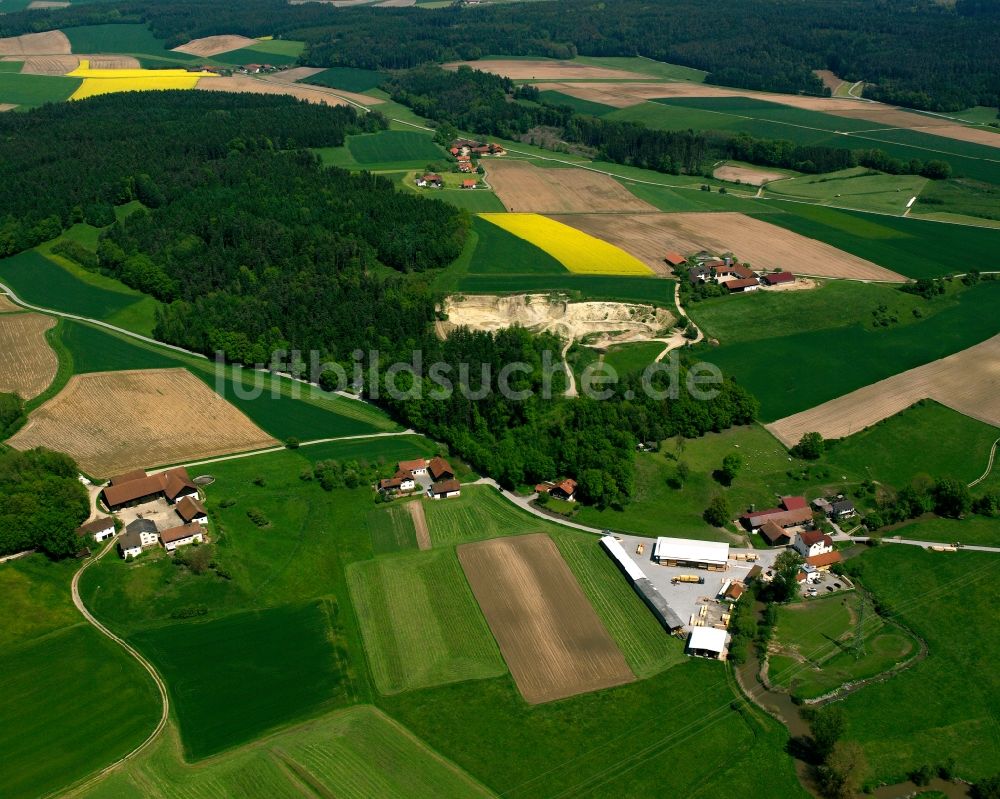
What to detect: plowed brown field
<box><xmin>0</xmin><ymin>293</ymin><xmax>21</xmax><ymax>312</ymax></box>
<box><xmin>0</xmin><ymin>313</ymin><xmax>57</xmax><ymax>400</ymax></box>
<box><xmin>197</xmin><ymin>75</ymin><xmax>381</xmax><ymax>107</ymax></box>
<box><xmin>458</xmin><ymin>533</ymin><xmax>634</xmax><ymax>704</ymax></box>
<box><xmin>0</xmin><ymin>31</ymin><xmax>71</xmax><ymax>56</ymax></box>
<box><xmin>9</xmin><ymin>368</ymin><xmax>279</xmax><ymax>476</ymax></box>
<box><xmin>487</xmin><ymin>160</ymin><xmax>654</xmax><ymax>213</ymax></box>
<box><xmin>172</xmin><ymin>35</ymin><xmax>258</xmax><ymax>57</ymax></box>
<box><xmin>550</xmin><ymin>212</ymin><xmax>906</xmax><ymax>281</ymax></box>
<box><xmin>713</xmin><ymin>165</ymin><xmax>788</xmax><ymax>186</ymax></box>
<box><xmin>407</xmin><ymin>500</ymin><xmax>431</xmax><ymax>550</ymax></box>
<box><xmin>767</xmin><ymin>333</ymin><xmax>1000</xmax><ymax>446</ymax></box>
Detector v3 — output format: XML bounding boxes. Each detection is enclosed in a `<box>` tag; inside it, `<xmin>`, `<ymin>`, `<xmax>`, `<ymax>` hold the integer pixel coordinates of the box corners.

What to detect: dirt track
<box><xmin>0</xmin><ymin>313</ymin><xmax>57</xmax><ymax>400</ymax></box>
<box><xmin>458</xmin><ymin>533</ymin><xmax>634</xmax><ymax>704</ymax></box>
<box><xmin>550</xmin><ymin>212</ymin><xmax>906</xmax><ymax>282</ymax></box>
<box><xmin>445</xmin><ymin>59</ymin><xmax>646</xmax><ymax>81</ymax></box>
<box><xmin>487</xmin><ymin>160</ymin><xmax>654</xmax><ymax>213</ymax></box>
<box><xmin>9</xmin><ymin>367</ymin><xmax>279</xmax><ymax>476</ymax></box>
<box><xmin>0</xmin><ymin>31</ymin><xmax>71</xmax><ymax>56</ymax></box>
<box><xmin>172</xmin><ymin>35</ymin><xmax>258</xmax><ymax>57</ymax></box>
<box><xmin>767</xmin><ymin>333</ymin><xmax>1000</xmax><ymax>446</ymax></box>
<box><xmin>407</xmin><ymin>500</ymin><xmax>431</xmax><ymax>550</ymax></box>
<box><xmin>713</xmin><ymin>165</ymin><xmax>788</xmax><ymax>186</ymax></box>
<box><xmin>441</xmin><ymin>293</ymin><xmax>673</xmax><ymax>347</ymax></box>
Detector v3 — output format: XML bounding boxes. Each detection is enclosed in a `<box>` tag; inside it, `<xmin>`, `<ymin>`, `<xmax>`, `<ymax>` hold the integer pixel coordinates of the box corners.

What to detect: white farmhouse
<box><xmin>794</xmin><ymin>530</ymin><xmax>834</xmax><ymax>559</ymax></box>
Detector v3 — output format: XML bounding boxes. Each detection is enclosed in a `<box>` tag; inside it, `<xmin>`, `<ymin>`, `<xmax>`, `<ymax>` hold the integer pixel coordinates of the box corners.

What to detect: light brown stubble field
<box><xmin>171</xmin><ymin>35</ymin><xmax>258</xmax><ymax>57</ymax></box>
<box><xmin>444</xmin><ymin>59</ymin><xmax>647</xmax><ymax>81</ymax></box>
<box><xmin>486</xmin><ymin>160</ymin><xmax>655</xmax><ymax>213</ymax></box>
<box><xmin>9</xmin><ymin>367</ymin><xmax>279</xmax><ymax>476</ymax></box>
<box><xmin>458</xmin><ymin>533</ymin><xmax>635</xmax><ymax>704</ymax></box>
<box><xmin>407</xmin><ymin>500</ymin><xmax>431</xmax><ymax>551</ymax></box>
<box><xmin>0</xmin><ymin>31</ymin><xmax>71</xmax><ymax>56</ymax></box>
<box><xmin>0</xmin><ymin>313</ymin><xmax>57</xmax><ymax>400</ymax></box>
<box><xmin>767</xmin><ymin>333</ymin><xmax>1000</xmax><ymax>446</ymax></box>
<box><xmin>549</xmin><ymin>212</ymin><xmax>907</xmax><ymax>281</ymax></box>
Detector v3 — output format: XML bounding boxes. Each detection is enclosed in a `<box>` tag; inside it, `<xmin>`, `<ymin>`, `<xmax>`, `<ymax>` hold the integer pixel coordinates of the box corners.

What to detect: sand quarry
<box><xmin>550</xmin><ymin>212</ymin><xmax>906</xmax><ymax>282</ymax></box>
<box><xmin>487</xmin><ymin>160</ymin><xmax>655</xmax><ymax>214</ymax></box>
<box><xmin>767</xmin><ymin>333</ymin><xmax>1000</xmax><ymax>446</ymax></box>
<box><xmin>439</xmin><ymin>293</ymin><xmax>674</xmax><ymax>348</ymax></box>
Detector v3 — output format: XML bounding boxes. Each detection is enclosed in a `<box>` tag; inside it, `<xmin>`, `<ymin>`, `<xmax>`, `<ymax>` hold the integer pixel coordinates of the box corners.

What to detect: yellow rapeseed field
<box><xmin>478</xmin><ymin>213</ymin><xmax>653</xmax><ymax>276</ymax></box>
<box><xmin>67</xmin><ymin>60</ymin><xmax>217</xmax><ymax>100</ymax></box>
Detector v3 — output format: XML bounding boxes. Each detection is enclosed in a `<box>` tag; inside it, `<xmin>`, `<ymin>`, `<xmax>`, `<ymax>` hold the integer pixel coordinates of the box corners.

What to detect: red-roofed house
<box><xmin>763</xmin><ymin>271</ymin><xmax>795</xmax><ymax>286</ymax></box>
<box><xmin>398</xmin><ymin>459</ymin><xmax>428</xmax><ymax>476</ymax></box>
<box><xmin>758</xmin><ymin>519</ymin><xmax>793</xmax><ymax>546</ymax></box>
<box><xmin>428</xmin><ymin>457</ymin><xmax>454</xmax><ymax>482</ymax></box>
<box><xmin>102</xmin><ymin>468</ymin><xmax>197</xmax><ymax>511</ymax></box>
<box><xmin>416</xmin><ymin>174</ymin><xmax>443</xmax><ymax>188</ymax></box>
<box><xmin>76</xmin><ymin>517</ymin><xmax>115</xmax><ymax>542</ymax></box>
<box><xmin>428</xmin><ymin>479</ymin><xmax>461</xmax><ymax>499</ymax></box>
<box><xmin>664</xmin><ymin>251</ymin><xmax>686</xmax><ymax>267</ymax></box>
<box><xmin>724</xmin><ymin>278</ymin><xmax>760</xmax><ymax>293</ymax></box>
<box><xmin>806</xmin><ymin>550</ymin><xmax>843</xmax><ymax>570</ymax></box>
<box><xmin>794</xmin><ymin>530</ymin><xmax>834</xmax><ymax>558</ymax></box>
<box><xmin>160</xmin><ymin>522</ymin><xmax>204</xmax><ymax>552</ymax></box>
<box><xmin>461</xmin><ymin>179</ymin><xmax>478</xmax><ymax>189</ymax></box>
<box><xmin>379</xmin><ymin>471</ymin><xmax>416</xmax><ymax>494</ymax></box>
<box><xmin>741</xmin><ymin>495</ymin><xmax>811</xmax><ymax>531</ymax></box>
<box><xmin>781</xmin><ymin>495</ymin><xmax>808</xmax><ymax>511</ymax></box>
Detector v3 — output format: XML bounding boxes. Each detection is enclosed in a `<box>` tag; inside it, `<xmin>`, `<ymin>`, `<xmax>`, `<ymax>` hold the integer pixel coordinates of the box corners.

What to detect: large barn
<box><xmin>600</xmin><ymin>536</ymin><xmax>684</xmax><ymax>633</ymax></box>
<box><xmin>652</xmin><ymin>537</ymin><xmax>729</xmax><ymax>571</ymax></box>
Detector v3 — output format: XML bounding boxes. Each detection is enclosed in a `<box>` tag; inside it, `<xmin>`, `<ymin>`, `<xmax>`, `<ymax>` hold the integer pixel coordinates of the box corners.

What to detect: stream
<box><xmin>733</xmin><ymin>602</ymin><xmax>970</xmax><ymax>799</ymax></box>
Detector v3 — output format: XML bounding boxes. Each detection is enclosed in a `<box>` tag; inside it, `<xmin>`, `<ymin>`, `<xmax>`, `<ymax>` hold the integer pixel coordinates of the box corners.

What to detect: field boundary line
<box><xmin>57</xmin><ymin>536</ymin><xmax>171</xmax><ymax>798</ymax></box>
<box><xmin>968</xmin><ymin>437</ymin><xmax>1000</xmax><ymax>487</ymax></box>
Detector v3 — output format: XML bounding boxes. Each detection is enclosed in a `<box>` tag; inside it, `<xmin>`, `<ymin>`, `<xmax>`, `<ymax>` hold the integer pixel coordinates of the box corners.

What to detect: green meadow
<box><xmin>347</xmin><ymin>548</ymin><xmax>507</xmax><ymax>694</ymax></box>
<box><xmin>65</xmin><ymin>24</ymin><xmax>197</xmax><ymax>60</ymax></box>
<box><xmin>707</xmin><ymin>280</ymin><xmax>1000</xmax><ymax>421</ymax></box>
<box><xmin>367</xmin><ymin>502</ymin><xmax>419</xmax><ymax>554</ymax></box>
<box><xmin>842</xmin><ymin>547</ymin><xmax>1000</xmax><ymax>783</ymax></box>
<box><xmin>538</xmin><ymin>89</ymin><xmax>617</xmax><ymax>117</ymax></box>
<box><xmin>347</xmin><ymin>130</ymin><xmax>446</xmax><ymax>168</ymax></box>
<box><xmin>466</xmin><ymin>215</ymin><xmax>567</xmax><ymax>274</ymax></box>
<box><xmin>0</xmin><ymin>556</ymin><xmax>160</xmax><ymax>799</ymax></box>
<box><xmin>132</xmin><ymin>601</ymin><xmax>361</xmax><ymax>758</ymax></box>
<box><xmin>303</xmin><ymin>66</ymin><xmax>385</xmax><ymax>92</ymax></box>
<box><xmin>214</xmin><ymin>39</ymin><xmax>305</xmax><ymax>67</ymax></box>
<box><xmin>0</xmin><ymin>73</ymin><xmax>81</xmax><ymax>107</ymax></box>
<box><xmin>764</xmin><ymin>168</ymin><xmax>929</xmax><ymax>215</ymax></box>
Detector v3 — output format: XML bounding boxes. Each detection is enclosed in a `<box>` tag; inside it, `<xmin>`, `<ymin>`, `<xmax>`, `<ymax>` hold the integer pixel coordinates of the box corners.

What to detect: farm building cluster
<box><xmin>534</xmin><ymin>478</ymin><xmax>577</xmax><ymax>502</ymax></box>
<box><xmin>600</xmin><ymin>533</ymin><xmax>776</xmax><ymax>662</ymax></box>
<box><xmin>667</xmin><ymin>250</ymin><xmax>796</xmax><ymax>293</ymax></box>
<box><xmin>415</xmin><ymin>173</ymin><xmax>480</xmax><ymax>190</ymax></box>
<box><xmin>379</xmin><ymin>457</ymin><xmax>461</xmax><ymax>500</ymax></box>
<box><xmin>75</xmin><ymin>466</ymin><xmax>211</xmax><ymax>559</ymax></box>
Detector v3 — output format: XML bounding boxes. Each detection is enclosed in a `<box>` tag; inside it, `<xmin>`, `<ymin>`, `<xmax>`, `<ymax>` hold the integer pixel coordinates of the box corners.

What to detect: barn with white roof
<box><xmin>652</xmin><ymin>537</ymin><xmax>729</xmax><ymax>571</ymax></box>
<box><xmin>687</xmin><ymin>626</ymin><xmax>729</xmax><ymax>660</ymax></box>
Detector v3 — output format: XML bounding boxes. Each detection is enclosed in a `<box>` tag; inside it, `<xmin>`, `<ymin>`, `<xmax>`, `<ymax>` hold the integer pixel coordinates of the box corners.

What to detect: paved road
<box><xmin>63</xmin><ymin>536</ymin><xmax>170</xmax><ymax>796</ymax></box>
<box><xmin>969</xmin><ymin>437</ymin><xmax>1000</xmax><ymax>487</ymax></box>
<box><xmin>472</xmin><ymin>477</ymin><xmax>608</xmax><ymax>534</ymax></box>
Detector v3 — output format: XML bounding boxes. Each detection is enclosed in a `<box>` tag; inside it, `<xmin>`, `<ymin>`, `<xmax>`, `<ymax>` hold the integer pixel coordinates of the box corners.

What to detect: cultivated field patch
<box><xmin>367</xmin><ymin>502</ymin><xmax>419</xmax><ymax>554</ymax></box>
<box><xmin>0</xmin><ymin>31</ymin><xmax>71</xmax><ymax>56</ymax></box>
<box><xmin>458</xmin><ymin>533</ymin><xmax>635</xmax><ymax>704</ymax></box>
<box><xmin>9</xmin><ymin>367</ymin><xmax>279</xmax><ymax>476</ymax></box>
<box><xmin>480</xmin><ymin>214</ymin><xmax>653</xmax><ymax>275</ymax></box>
<box><xmin>441</xmin><ymin>293</ymin><xmax>673</xmax><ymax>347</ymax></box>
<box><xmin>0</xmin><ymin>312</ymin><xmax>57</xmax><ymax>400</ymax></box>
<box><xmin>171</xmin><ymin>35</ymin><xmax>258</xmax><ymax>57</ymax></box>
<box><xmin>347</xmin><ymin>549</ymin><xmax>506</xmax><ymax>694</ymax></box>
<box><xmin>550</xmin><ymin>212</ymin><xmax>906</xmax><ymax>281</ymax></box>
<box><xmin>485</xmin><ymin>159</ymin><xmax>655</xmax><ymax>213</ymax></box>
<box><xmin>444</xmin><ymin>58</ymin><xmax>648</xmax><ymax>81</ymax></box>
<box><xmin>767</xmin><ymin>333</ymin><xmax>1000</xmax><ymax>445</ymax></box>
<box><xmin>713</xmin><ymin>164</ymin><xmax>790</xmax><ymax>185</ymax></box>
<box><xmin>67</xmin><ymin>60</ymin><xmax>217</xmax><ymax>100</ymax></box>
<box><xmin>408</xmin><ymin>499</ymin><xmax>432</xmax><ymax>550</ymax></box>
<box><xmin>0</xmin><ymin>292</ymin><xmax>21</xmax><ymax>312</ymax></box>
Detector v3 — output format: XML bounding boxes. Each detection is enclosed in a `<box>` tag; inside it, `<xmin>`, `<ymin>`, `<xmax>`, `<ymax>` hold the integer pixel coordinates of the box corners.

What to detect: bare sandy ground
<box><xmin>440</xmin><ymin>293</ymin><xmax>674</xmax><ymax>347</ymax></box>
<box><xmin>172</xmin><ymin>35</ymin><xmax>258</xmax><ymax>57</ymax></box>
<box><xmin>407</xmin><ymin>500</ymin><xmax>431</xmax><ymax>550</ymax></box>
<box><xmin>197</xmin><ymin>75</ymin><xmax>353</xmax><ymax>106</ymax></box>
<box><xmin>376</xmin><ymin>0</ymin><xmax>415</xmax><ymax>6</ymax></box>
<box><xmin>4</xmin><ymin>54</ymin><xmax>140</xmax><ymax>74</ymax></box>
<box><xmin>0</xmin><ymin>104</ymin><xmax>16</xmax><ymax>113</ymax></box>
<box><xmin>445</xmin><ymin>59</ymin><xmax>647</xmax><ymax>81</ymax></box>
<box><xmin>0</xmin><ymin>31</ymin><xmax>71</xmax><ymax>56</ymax></box>
<box><xmin>713</xmin><ymin>165</ymin><xmax>788</xmax><ymax>186</ymax></box>
<box><xmin>0</xmin><ymin>293</ymin><xmax>20</xmax><ymax>312</ymax></box>
<box><xmin>265</xmin><ymin>66</ymin><xmax>325</xmax><ymax>83</ymax></box>
<box><xmin>487</xmin><ymin>160</ymin><xmax>655</xmax><ymax>213</ymax></box>
<box><xmin>767</xmin><ymin>333</ymin><xmax>1000</xmax><ymax>446</ymax></box>
<box><xmin>814</xmin><ymin>69</ymin><xmax>845</xmax><ymax>94</ymax></box>
<box><xmin>0</xmin><ymin>313</ymin><xmax>57</xmax><ymax>400</ymax></box>
<box><xmin>9</xmin><ymin>368</ymin><xmax>279</xmax><ymax>476</ymax></box>
<box><xmin>27</xmin><ymin>1</ymin><xmax>69</xmax><ymax>8</ymax></box>
<box><xmin>540</xmin><ymin>81</ymin><xmax>1000</xmax><ymax>149</ymax></box>
<box><xmin>549</xmin><ymin>212</ymin><xmax>906</xmax><ymax>282</ymax></box>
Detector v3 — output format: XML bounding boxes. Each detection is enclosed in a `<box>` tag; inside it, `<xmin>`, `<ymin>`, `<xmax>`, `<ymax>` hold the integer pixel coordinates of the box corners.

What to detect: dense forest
<box><xmin>388</xmin><ymin>67</ymin><xmax>954</xmax><ymax>178</ymax></box>
<box><xmin>0</xmin><ymin>92</ymin><xmax>386</xmax><ymax>256</ymax></box>
<box><xmin>0</xmin><ymin>448</ymin><xmax>90</xmax><ymax>558</ymax></box>
<box><xmin>376</xmin><ymin>327</ymin><xmax>759</xmax><ymax>506</ymax></box>
<box><xmin>1</xmin><ymin>0</ymin><xmax>997</xmax><ymax>112</ymax></box>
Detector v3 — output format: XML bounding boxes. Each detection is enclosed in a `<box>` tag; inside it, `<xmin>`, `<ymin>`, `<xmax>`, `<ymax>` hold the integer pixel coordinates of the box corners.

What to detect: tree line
<box><xmin>1</xmin><ymin>0</ymin><xmax>997</xmax><ymax>112</ymax></box>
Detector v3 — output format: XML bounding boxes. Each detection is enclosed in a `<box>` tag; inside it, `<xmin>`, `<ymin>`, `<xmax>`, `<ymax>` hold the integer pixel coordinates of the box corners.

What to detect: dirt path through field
<box><xmin>767</xmin><ymin>333</ymin><xmax>1000</xmax><ymax>446</ymax></box>
<box><xmin>407</xmin><ymin>500</ymin><xmax>431</xmax><ymax>550</ymax></box>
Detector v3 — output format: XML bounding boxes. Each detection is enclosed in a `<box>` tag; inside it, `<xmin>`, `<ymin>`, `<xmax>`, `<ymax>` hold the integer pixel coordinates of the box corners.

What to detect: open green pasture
<box><xmin>538</xmin><ymin>89</ymin><xmax>617</xmax><ymax>117</ymax></box>
<box><xmin>0</xmin><ymin>556</ymin><xmax>160</xmax><ymax>799</ymax></box>
<box><xmin>572</xmin><ymin>55</ymin><xmax>708</xmax><ymax>82</ymax></box>
<box><xmin>877</xmin><ymin>515</ymin><xmax>1000</xmax><ymax>547</ymax></box>
<box><xmin>422</xmin><ymin>484</ymin><xmax>562</xmax><ymax>546</ymax></box>
<box><xmin>707</xmin><ymin>280</ymin><xmax>1000</xmax><ymax>421</ymax></box>
<box><xmin>764</xmin><ymin>168</ymin><xmax>929</xmax><ymax>215</ymax></box>
<box><xmin>214</xmin><ymin>40</ymin><xmax>305</xmax><ymax>67</ymax></box>
<box><xmin>915</xmin><ymin>177</ymin><xmax>1000</xmax><ymax>222</ymax></box>
<box><xmin>466</xmin><ymin>214</ymin><xmax>566</xmax><ymax>274</ymax></box>
<box><xmin>0</xmin><ymin>73</ymin><xmax>81</xmax><ymax>107</ymax></box>
<box><xmin>823</xmin><ymin>400</ymin><xmax>1000</xmax><ymax>491</ymax></box>
<box><xmin>347</xmin><ymin>548</ymin><xmax>506</xmax><ymax>694</ymax></box>
<box><xmin>65</xmin><ymin>24</ymin><xmax>197</xmax><ymax>60</ymax></box>
<box><xmin>347</xmin><ymin>129</ymin><xmax>446</xmax><ymax>168</ymax></box>
<box><xmin>383</xmin><ymin>658</ymin><xmax>807</xmax><ymax>799</ymax></box>
<box><xmin>132</xmin><ymin>601</ymin><xmax>361</xmax><ymax>759</ymax></box>
<box><xmin>79</xmin><ymin>705</ymin><xmax>494</xmax><ymax>799</ymax></box>
<box><xmin>842</xmin><ymin>546</ymin><xmax>1000</xmax><ymax>783</ymax></box>
<box><xmin>768</xmin><ymin>592</ymin><xmax>919</xmax><ymax>700</ymax></box>
<box><xmin>367</xmin><ymin>502</ymin><xmax>418</xmax><ymax>554</ymax></box>
<box><xmin>302</xmin><ymin>66</ymin><xmax>385</xmax><ymax>92</ymax></box>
